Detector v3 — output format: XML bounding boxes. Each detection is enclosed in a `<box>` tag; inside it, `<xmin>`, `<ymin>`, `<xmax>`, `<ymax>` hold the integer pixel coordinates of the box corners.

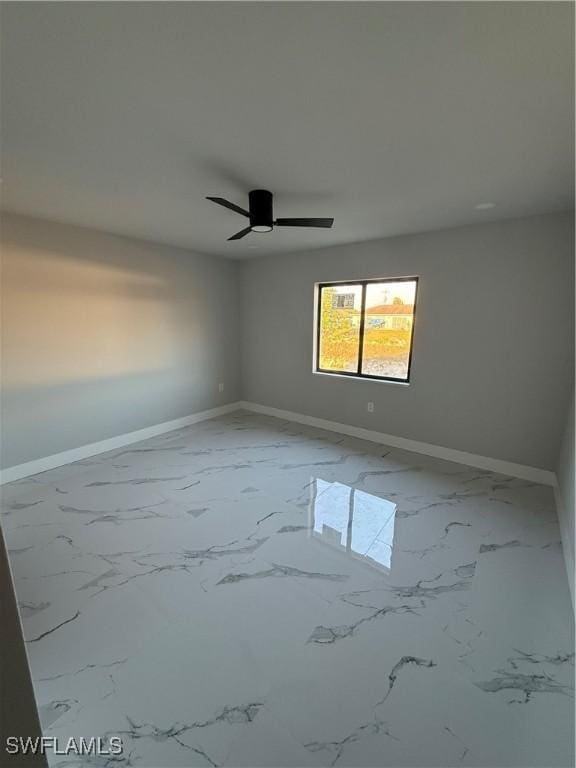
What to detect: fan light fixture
<box><xmin>206</xmin><ymin>189</ymin><xmax>334</xmax><ymax>241</ymax></box>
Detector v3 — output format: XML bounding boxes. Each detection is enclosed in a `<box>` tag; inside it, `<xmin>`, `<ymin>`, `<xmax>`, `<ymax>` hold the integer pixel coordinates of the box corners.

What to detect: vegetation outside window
<box><xmin>316</xmin><ymin>277</ymin><xmax>418</xmax><ymax>382</ymax></box>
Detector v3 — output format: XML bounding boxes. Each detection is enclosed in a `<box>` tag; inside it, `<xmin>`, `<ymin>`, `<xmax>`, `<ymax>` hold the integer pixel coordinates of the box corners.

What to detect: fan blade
<box><xmin>207</xmin><ymin>197</ymin><xmax>250</xmax><ymax>217</ymax></box>
<box><xmin>275</xmin><ymin>218</ymin><xmax>334</xmax><ymax>228</ymax></box>
<box><xmin>228</xmin><ymin>226</ymin><xmax>252</xmax><ymax>241</ymax></box>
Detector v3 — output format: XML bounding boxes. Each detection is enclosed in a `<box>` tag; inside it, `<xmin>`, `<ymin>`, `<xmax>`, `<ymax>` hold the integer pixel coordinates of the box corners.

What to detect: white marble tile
<box><xmin>1</xmin><ymin>412</ymin><xmax>573</xmax><ymax>767</ymax></box>
<box><xmin>222</xmin><ymin>710</ymin><xmax>326</xmax><ymax>767</ymax></box>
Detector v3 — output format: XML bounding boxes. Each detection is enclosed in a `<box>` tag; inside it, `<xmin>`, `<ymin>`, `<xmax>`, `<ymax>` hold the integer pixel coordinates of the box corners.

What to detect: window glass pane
<box><xmin>361</xmin><ymin>280</ymin><xmax>417</xmax><ymax>380</ymax></box>
<box><xmin>318</xmin><ymin>284</ymin><xmax>362</xmax><ymax>372</ymax></box>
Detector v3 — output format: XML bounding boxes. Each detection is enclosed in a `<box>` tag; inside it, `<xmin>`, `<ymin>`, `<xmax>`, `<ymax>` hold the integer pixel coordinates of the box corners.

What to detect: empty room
<box><xmin>0</xmin><ymin>2</ymin><xmax>574</xmax><ymax>767</ymax></box>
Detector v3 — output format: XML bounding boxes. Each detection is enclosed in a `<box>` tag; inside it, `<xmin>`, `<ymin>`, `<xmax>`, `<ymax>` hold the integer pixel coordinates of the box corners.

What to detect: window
<box><xmin>315</xmin><ymin>277</ymin><xmax>418</xmax><ymax>382</ymax></box>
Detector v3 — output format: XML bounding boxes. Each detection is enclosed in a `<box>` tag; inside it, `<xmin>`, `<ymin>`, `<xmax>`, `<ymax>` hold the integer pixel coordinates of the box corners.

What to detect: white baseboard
<box><xmin>0</xmin><ymin>402</ymin><xmax>242</xmax><ymax>485</ymax></box>
<box><xmin>1</xmin><ymin>397</ymin><xmax>557</xmax><ymax>488</ymax></box>
<box><xmin>553</xmin><ymin>485</ymin><xmax>575</xmax><ymax>613</ymax></box>
<box><xmin>239</xmin><ymin>400</ymin><xmax>556</xmax><ymax>486</ymax></box>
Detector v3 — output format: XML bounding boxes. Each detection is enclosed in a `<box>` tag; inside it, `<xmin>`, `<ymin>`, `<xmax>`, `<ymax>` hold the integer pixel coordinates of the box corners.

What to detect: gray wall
<box><xmin>2</xmin><ymin>211</ymin><xmax>573</xmax><ymax>474</ymax></box>
<box><xmin>240</xmin><ymin>212</ymin><xmax>574</xmax><ymax>470</ymax></box>
<box><xmin>0</xmin><ymin>528</ymin><xmax>47</xmax><ymax>766</ymax></box>
<box><xmin>1</xmin><ymin>213</ymin><xmax>240</xmax><ymax>469</ymax></box>
<box><xmin>556</xmin><ymin>392</ymin><xmax>575</xmax><ymax>608</ymax></box>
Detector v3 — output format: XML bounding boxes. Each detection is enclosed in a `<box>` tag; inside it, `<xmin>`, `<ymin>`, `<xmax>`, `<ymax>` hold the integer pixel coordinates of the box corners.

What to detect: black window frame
<box><xmin>315</xmin><ymin>276</ymin><xmax>419</xmax><ymax>384</ymax></box>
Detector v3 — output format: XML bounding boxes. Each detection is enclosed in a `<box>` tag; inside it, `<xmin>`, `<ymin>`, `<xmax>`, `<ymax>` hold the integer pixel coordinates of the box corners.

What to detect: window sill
<box><xmin>312</xmin><ymin>370</ymin><xmax>411</xmax><ymax>387</ymax></box>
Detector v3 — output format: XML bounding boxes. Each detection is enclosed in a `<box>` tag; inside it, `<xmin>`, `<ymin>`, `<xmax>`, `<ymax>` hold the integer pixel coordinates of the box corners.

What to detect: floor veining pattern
<box><xmin>1</xmin><ymin>412</ymin><xmax>574</xmax><ymax>768</ymax></box>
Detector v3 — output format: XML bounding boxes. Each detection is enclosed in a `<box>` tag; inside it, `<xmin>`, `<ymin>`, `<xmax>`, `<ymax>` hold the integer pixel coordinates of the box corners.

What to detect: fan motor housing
<box><xmin>249</xmin><ymin>189</ymin><xmax>273</xmax><ymax>232</ymax></box>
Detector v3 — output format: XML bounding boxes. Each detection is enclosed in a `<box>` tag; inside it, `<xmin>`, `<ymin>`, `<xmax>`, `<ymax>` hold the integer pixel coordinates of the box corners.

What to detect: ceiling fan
<box><xmin>206</xmin><ymin>189</ymin><xmax>334</xmax><ymax>241</ymax></box>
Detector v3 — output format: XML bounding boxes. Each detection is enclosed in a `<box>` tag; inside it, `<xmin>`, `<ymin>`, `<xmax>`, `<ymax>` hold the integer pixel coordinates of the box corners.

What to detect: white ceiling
<box><xmin>1</xmin><ymin>2</ymin><xmax>573</xmax><ymax>259</ymax></box>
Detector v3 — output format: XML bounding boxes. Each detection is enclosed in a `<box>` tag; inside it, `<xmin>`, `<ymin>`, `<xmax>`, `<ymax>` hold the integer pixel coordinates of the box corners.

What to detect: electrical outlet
<box><xmin>367</xmin><ymin>402</ymin><xmax>374</xmax><ymax>413</ymax></box>
<box><xmin>218</xmin><ymin>383</ymin><xmax>225</xmax><ymax>393</ymax></box>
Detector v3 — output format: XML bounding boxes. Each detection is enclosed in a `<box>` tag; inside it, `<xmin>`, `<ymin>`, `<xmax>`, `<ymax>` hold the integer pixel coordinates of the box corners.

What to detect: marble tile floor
<box><xmin>1</xmin><ymin>410</ymin><xmax>574</xmax><ymax>768</ymax></box>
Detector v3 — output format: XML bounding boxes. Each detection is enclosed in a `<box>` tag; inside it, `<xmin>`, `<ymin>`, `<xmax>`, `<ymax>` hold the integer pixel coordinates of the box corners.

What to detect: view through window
<box><xmin>316</xmin><ymin>277</ymin><xmax>418</xmax><ymax>382</ymax></box>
